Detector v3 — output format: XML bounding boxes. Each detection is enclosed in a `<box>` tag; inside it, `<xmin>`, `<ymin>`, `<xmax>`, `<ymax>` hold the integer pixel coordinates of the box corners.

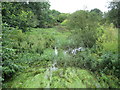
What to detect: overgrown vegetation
<box><xmin>1</xmin><ymin>1</ymin><xmax>120</xmax><ymax>88</ymax></box>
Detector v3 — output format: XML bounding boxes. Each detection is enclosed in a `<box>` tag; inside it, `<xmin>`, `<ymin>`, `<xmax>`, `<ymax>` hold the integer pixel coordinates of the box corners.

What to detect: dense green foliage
<box><xmin>65</xmin><ymin>10</ymin><xmax>101</xmax><ymax>48</ymax></box>
<box><xmin>2</xmin><ymin>1</ymin><xmax>119</xmax><ymax>88</ymax></box>
<box><xmin>2</xmin><ymin>2</ymin><xmax>38</xmax><ymax>32</ymax></box>
<box><xmin>2</xmin><ymin>25</ymin><xmax>120</xmax><ymax>88</ymax></box>
<box><xmin>2</xmin><ymin>2</ymin><xmax>68</xmax><ymax>32</ymax></box>
<box><xmin>107</xmin><ymin>2</ymin><xmax>120</xmax><ymax>28</ymax></box>
<box><xmin>4</xmin><ymin>67</ymin><xmax>120</xmax><ymax>88</ymax></box>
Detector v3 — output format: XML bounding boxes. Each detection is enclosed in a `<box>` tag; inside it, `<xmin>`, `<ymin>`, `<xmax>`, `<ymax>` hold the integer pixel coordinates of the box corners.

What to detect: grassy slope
<box><xmin>4</xmin><ymin>67</ymin><xmax>101</xmax><ymax>88</ymax></box>
<box><xmin>3</xmin><ymin>28</ymin><xmax>120</xmax><ymax>88</ymax></box>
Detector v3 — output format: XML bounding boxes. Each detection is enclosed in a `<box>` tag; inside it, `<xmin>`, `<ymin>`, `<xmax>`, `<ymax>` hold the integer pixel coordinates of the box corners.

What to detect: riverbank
<box><xmin>3</xmin><ymin>27</ymin><xmax>120</xmax><ymax>88</ymax></box>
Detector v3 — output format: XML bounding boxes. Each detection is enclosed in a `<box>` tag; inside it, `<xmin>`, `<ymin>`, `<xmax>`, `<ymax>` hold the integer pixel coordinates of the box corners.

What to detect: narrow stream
<box><xmin>64</xmin><ymin>47</ymin><xmax>85</xmax><ymax>55</ymax></box>
<box><xmin>45</xmin><ymin>46</ymin><xmax>58</xmax><ymax>88</ymax></box>
<box><xmin>45</xmin><ymin>46</ymin><xmax>85</xmax><ymax>87</ymax></box>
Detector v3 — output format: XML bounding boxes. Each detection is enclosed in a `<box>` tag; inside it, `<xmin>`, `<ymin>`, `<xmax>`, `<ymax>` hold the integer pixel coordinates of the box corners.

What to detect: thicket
<box><xmin>60</xmin><ymin>9</ymin><xmax>119</xmax><ymax>79</ymax></box>
<box><xmin>1</xmin><ymin>2</ymin><xmax>69</xmax><ymax>82</ymax></box>
<box><xmin>2</xmin><ymin>23</ymin><xmax>56</xmax><ymax>79</ymax></box>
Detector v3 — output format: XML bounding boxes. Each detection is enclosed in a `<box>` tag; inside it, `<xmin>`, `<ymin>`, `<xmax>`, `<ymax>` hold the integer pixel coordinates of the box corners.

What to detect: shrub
<box><xmin>65</xmin><ymin>10</ymin><xmax>99</xmax><ymax>48</ymax></box>
<box><xmin>96</xmin><ymin>24</ymin><xmax>118</xmax><ymax>53</ymax></box>
<box><xmin>2</xmin><ymin>25</ymin><xmax>21</xmax><ymax>79</ymax></box>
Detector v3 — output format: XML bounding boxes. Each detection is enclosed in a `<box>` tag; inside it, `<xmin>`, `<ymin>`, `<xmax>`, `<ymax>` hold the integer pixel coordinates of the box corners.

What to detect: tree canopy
<box><xmin>107</xmin><ymin>2</ymin><xmax>120</xmax><ymax>28</ymax></box>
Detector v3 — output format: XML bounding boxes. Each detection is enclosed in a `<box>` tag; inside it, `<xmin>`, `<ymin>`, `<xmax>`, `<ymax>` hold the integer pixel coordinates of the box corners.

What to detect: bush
<box><xmin>65</xmin><ymin>10</ymin><xmax>99</xmax><ymax>48</ymax></box>
<box><xmin>96</xmin><ymin>24</ymin><xmax>118</xmax><ymax>53</ymax></box>
<box><xmin>95</xmin><ymin>24</ymin><xmax>119</xmax><ymax>78</ymax></box>
<box><xmin>2</xmin><ymin>24</ymin><xmax>23</xmax><ymax>79</ymax></box>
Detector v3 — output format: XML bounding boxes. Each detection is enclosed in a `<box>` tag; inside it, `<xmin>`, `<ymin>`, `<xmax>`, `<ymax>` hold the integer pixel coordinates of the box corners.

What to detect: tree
<box><xmin>107</xmin><ymin>1</ymin><xmax>120</xmax><ymax>28</ymax></box>
<box><xmin>66</xmin><ymin>10</ymin><xmax>99</xmax><ymax>48</ymax></box>
<box><xmin>90</xmin><ymin>8</ymin><xmax>103</xmax><ymax>15</ymax></box>
<box><xmin>47</xmin><ymin>10</ymin><xmax>60</xmax><ymax>26</ymax></box>
<box><xmin>26</xmin><ymin>2</ymin><xmax>51</xmax><ymax>28</ymax></box>
<box><xmin>90</xmin><ymin>8</ymin><xmax>103</xmax><ymax>22</ymax></box>
<box><xmin>2</xmin><ymin>2</ymin><xmax>51</xmax><ymax>31</ymax></box>
<box><xmin>2</xmin><ymin>2</ymin><xmax>38</xmax><ymax>32</ymax></box>
<box><xmin>67</xmin><ymin>10</ymin><xmax>99</xmax><ymax>30</ymax></box>
<box><xmin>58</xmin><ymin>13</ymin><xmax>69</xmax><ymax>23</ymax></box>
